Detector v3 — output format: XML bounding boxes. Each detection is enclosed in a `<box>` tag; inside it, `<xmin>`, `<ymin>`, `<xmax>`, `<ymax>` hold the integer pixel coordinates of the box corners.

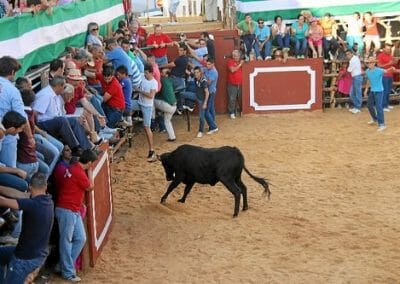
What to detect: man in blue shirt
<box><xmin>364</xmin><ymin>57</ymin><xmax>387</xmax><ymax>131</ymax></box>
<box><xmin>0</xmin><ymin>56</ymin><xmax>32</xmax><ymax>168</ymax></box>
<box><xmin>204</xmin><ymin>58</ymin><xmax>218</xmax><ymax>122</ymax></box>
<box><xmin>254</xmin><ymin>18</ymin><xmax>272</xmax><ymax>60</ymax></box>
<box><xmin>0</xmin><ymin>172</ymin><xmax>54</xmax><ymax>284</ymax></box>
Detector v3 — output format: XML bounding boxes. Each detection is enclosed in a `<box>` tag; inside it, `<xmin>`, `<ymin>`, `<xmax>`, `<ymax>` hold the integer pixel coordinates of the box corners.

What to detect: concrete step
<box><xmin>142</xmin><ymin>21</ymin><xmax>224</xmax><ymax>33</ymax></box>
<box><xmin>139</xmin><ymin>16</ymin><xmax>203</xmax><ymax>25</ymax></box>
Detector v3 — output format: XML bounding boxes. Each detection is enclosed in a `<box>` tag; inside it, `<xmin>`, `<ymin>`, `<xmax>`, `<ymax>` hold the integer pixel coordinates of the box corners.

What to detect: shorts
<box><xmin>132</xmin><ymin>100</ymin><xmax>153</xmax><ymax>127</ymax></box>
<box><xmin>169</xmin><ymin>0</ymin><xmax>179</xmax><ymax>14</ymax></box>
<box><xmin>308</xmin><ymin>38</ymin><xmax>322</xmax><ymax>46</ymax></box>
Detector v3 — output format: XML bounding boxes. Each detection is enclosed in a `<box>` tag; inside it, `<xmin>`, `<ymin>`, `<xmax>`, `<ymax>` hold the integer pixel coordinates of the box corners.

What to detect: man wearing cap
<box><xmin>32</xmin><ymin>76</ymin><xmax>93</xmax><ymax>155</ymax></box>
<box><xmin>146</xmin><ymin>24</ymin><xmax>174</xmax><ymax>66</ymax></box>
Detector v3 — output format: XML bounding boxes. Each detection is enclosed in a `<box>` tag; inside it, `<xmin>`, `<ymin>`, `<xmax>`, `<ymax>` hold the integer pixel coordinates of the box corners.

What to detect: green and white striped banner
<box><xmin>0</xmin><ymin>0</ymin><xmax>125</xmax><ymax>75</ymax></box>
<box><xmin>236</xmin><ymin>0</ymin><xmax>400</xmax><ymax>22</ymax></box>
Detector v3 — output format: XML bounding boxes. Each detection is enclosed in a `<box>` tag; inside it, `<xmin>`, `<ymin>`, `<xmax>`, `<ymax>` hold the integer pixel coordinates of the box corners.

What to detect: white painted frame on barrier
<box><xmin>91</xmin><ymin>152</ymin><xmax>113</xmax><ymax>250</ymax></box>
<box><xmin>249</xmin><ymin>66</ymin><xmax>316</xmax><ymax>111</ymax></box>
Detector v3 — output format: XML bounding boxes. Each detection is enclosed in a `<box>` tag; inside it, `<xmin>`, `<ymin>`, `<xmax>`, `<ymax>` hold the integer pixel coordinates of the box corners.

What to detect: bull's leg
<box><xmin>160</xmin><ymin>180</ymin><xmax>181</xmax><ymax>204</ymax></box>
<box><xmin>178</xmin><ymin>182</ymin><xmax>195</xmax><ymax>203</ymax></box>
<box><xmin>237</xmin><ymin>179</ymin><xmax>248</xmax><ymax>211</ymax></box>
<box><xmin>221</xmin><ymin>179</ymin><xmax>241</xmax><ymax>217</ymax></box>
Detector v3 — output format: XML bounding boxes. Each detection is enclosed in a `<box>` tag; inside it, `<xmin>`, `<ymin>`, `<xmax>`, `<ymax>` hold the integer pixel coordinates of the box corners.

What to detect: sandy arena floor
<box><xmin>55</xmin><ymin>108</ymin><xmax>400</xmax><ymax>283</ymax></box>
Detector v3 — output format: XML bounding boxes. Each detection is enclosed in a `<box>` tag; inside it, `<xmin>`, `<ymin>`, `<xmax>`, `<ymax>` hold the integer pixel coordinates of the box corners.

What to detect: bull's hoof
<box><xmin>232</xmin><ymin>213</ymin><xmax>238</xmax><ymax>218</ymax></box>
<box><xmin>177</xmin><ymin>198</ymin><xmax>185</xmax><ymax>203</ymax></box>
<box><xmin>160</xmin><ymin>198</ymin><xmax>166</xmax><ymax>204</ymax></box>
<box><xmin>243</xmin><ymin>206</ymin><xmax>249</xmax><ymax>211</ymax></box>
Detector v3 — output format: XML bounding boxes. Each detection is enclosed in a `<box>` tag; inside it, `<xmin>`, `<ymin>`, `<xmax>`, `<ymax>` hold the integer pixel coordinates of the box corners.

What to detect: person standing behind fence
<box><xmin>168</xmin><ymin>0</ymin><xmax>180</xmax><ymax>24</ymax></box>
<box><xmin>146</xmin><ymin>24</ymin><xmax>174</xmax><ymax>66</ymax></box>
<box><xmin>237</xmin><ymin>13</ymin><xmax>257</xmax><ymax>60</ymax></box>
<box><xmin>227</xmin><ymin>50</ymin><xmax>244</xmax><ymax>119</ymax></box>
<box><xmin>54</xmin><ymin>149</ymin><xmax>97</xmax><ymax>282</ymax></box>
<box><xmin>377</xmin><ymin>43</ymin><xmax>396</xmax><ymax>112</ymax></box>
<box><xmin>364</xmin><ymin>57</ymin><xmax>386</xmax><ymax>131</ymax></box>
<box><xmin>346</xmin><ymin>49</ymin><xmax>363</xmax><ymax>114</ymax></box>
<box><xmin>205</xmin><ymin>0</ymin><xmax>218</xmax><ymax>22</ymax></box>
<box><xmin>204</xmin><ymin>58</ymin><xmax>218</xmax><ymax>122</ymax></box>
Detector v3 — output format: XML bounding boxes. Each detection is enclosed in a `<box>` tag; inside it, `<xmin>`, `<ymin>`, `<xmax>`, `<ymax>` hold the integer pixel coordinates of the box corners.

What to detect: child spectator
<box><xmin>115</xmin><ymin>65</ymin><xmax>133</xmax><ymax>126</ymax></box>
<box><xmin>336</xmin><ymin>62</ymin><xmax>352</xmax><ymax>107</ymax></box>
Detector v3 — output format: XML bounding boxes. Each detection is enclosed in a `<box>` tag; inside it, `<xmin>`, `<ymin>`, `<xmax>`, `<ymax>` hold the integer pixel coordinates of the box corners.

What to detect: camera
<box><xmin>178</xmin><ymin>33</ymin><xmax>187</xmax><ymax>42</ymax></box>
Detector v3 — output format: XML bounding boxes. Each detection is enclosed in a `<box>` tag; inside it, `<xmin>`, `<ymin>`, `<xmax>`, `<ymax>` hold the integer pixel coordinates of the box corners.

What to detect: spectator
<box><xmin>227</xmin><ymin>50</ymin><xmax>244</xmax><ymax>119</ymax></box>
<box><xmin>0</xmin><ymin>172</ymin><xmax>54</xmax><ymax>284</ymax></box>
<box><xmin>85</xmin><ymin>22</ymin><xmax>103</xmax><ymax>48</ymax></box>
<box><xmin>168</xmin><ymin>0</ymin><xmax>179</xmax><ymax>23</ymax></box>
<box><xmin>204</xmin><ymin>58</ymin><xmax>218</xmax><ymax>122</ymax></box>
<box><xmin>128</xmin><ymin>19</ymin><xmax>147</xmax><ymax>48</ymax></box>
<box><xmin>32</xmin><ymin>76</ymin><xmax>93</xmax><ymax>155</ymax></box>
<box><xmin>0</xmin><ymin>0</ymin><xmax>10</xmax><ymax>18</ymax></box>
<box><xmin>363</xmin><ymin>11</ymin><xmax>381</xmax><ymax>57</ymax></box>
<box><xmin>254</xmin><ymin>18</ymin><xmax>272</xmax><ymax>60</ymax></box>
<box><xmin>115</xmin><ymin>65</ymin><xmax>133</xmax><ymax>126</ymax></box>
<box><xmin>271</xmin><ymin>15</ymin><xmax>290</xmax><ymax>50</ymax></box>
<box><xmin>336</xmin><ymin>62</ymin><xmax>352</xmax><ymax>104</ymax></box>
<box><xmin>291</xmin><ymin>14</ymin><xmax>309</xmax><ymax>59</ymax></box>
<box><xmin>146</xmin><ymin>24</ymin><xmax>174</xmax><ymax>66</ymax></box>
<box><xmin>378</xmin><ymin>43</ymin><xmax>396</xmax><ymax>112</ymax></box>
<box><xmin>320</xmin><ymin>13</ymin><xmax>339</xmax><ymax>62</ymax></box>
<box><xmin>204</xmin><ymin>0</ymin><xmax>217</xmax><ymax>22</ymax></box>
<box><xmin>308</xmin><ymin>17</ymin><xmax>323</xmax><ymax>58</ymax></box>
<box><xmin>154</xmin><ymin>68</ymin><xmax>177</xmax><ymax>141</ymax></box>
<box><xmin>237</xmin><ymin>13</ymin><xmax>257</xmax><ymax>59</ymax></box>
<box><xmin>200</xmin><ymin>32</ymin><xmax>216</xmax><ymax>60</ymax></box>
<box><xmin>346</xmin><ymin>49</ymin><xmax>363</xmax><ymax>114</ymax></box>
<box><xmin>121</xmin><ymin>39</ymin><xmax>144</xmax><ymax>73</ymax></box>
<box><xmin>0</xmin><ymin>56</ymin><xmax>32</xmax><ymax>168</ymax></box>
<box><xmin>364</xmin><ymin>57</ymin><xmax>386</xmax><ymax>131</ymax></box>
<box><xmin>162</xmin><ymin>43</ymin><xmax>189</xmax><ymax>93</ymax></box>
<box><xmin>54</xmin><ymin>149</ymin><xmax>97</xmax><ymax>282</ymax></box>
<box><xmin>97</xmin><ymin>66</ymin><xmax>126</xmax><ymax>128</ymax></box>
<box><xmin>132</xmin><ymin>63</ymin><xmax>158</xmax><ymax>162</ymax></box>
<box><xmin>344</xmin><ymin>12</ymin><xmax>364</xmax><ymax>55</ymax></box>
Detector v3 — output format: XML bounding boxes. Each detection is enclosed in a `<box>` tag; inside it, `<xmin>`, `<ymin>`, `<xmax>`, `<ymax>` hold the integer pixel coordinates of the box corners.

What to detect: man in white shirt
<box><xmin>32</xmin><ymin>76</ymin><xmax>92</xmax><ymax>154</ymax></box>
<box><xmin>346</xmin><ymin>49</ymin><xmax>363</xmax><ymax>114</ymax></box>
<box><xmin>132</xmin><ymin>64</ymin><xmax>158</xmax><ymax>162</ymax></box>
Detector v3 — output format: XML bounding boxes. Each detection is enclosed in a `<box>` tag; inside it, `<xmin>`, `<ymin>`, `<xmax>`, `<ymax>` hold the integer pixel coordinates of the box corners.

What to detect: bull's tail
<box><xmin>244</xmin><ymin>166</ymin><xmax>271</xmax><ymax>200</ymax></box>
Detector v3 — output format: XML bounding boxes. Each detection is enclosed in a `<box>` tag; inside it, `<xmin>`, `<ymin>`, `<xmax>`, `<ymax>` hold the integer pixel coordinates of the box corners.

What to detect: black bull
<box><xmin>159</xmin><ymin>144</ymin><xmax>271</xmax><ymax>217</ymax></box>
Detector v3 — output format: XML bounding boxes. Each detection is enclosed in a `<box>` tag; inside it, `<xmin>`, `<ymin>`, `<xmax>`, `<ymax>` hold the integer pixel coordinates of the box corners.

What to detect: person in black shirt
<box><xmin>0</xmin><ymin>172</ymin><xmax>54</xmax><ymax>284</ymax></box>
<box><xmin>200</xmin><ymin>32</ymin><xmax>216</xmax><ymax>60</ymax></box>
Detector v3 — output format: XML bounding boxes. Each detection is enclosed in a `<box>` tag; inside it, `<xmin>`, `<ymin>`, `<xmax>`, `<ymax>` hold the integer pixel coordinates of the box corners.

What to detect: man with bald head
<box><xmin>226</xmin><ymin>50</ymin><xmax>244</xmax><ymax>119</ymax></box>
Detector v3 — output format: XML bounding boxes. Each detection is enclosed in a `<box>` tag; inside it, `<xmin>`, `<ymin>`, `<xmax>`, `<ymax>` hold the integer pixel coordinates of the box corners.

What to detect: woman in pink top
<box><xmin>308</xmin><ymin>17</ymin><xmax>323</xmax><ymax>58</ymax></box>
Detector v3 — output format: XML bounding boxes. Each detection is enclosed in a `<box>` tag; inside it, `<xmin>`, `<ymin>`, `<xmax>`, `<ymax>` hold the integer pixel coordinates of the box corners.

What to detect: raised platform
<box><xmin>140</xmin><ymin>17</ymin><xmax>223</xmax><ymax>33</ymax></box>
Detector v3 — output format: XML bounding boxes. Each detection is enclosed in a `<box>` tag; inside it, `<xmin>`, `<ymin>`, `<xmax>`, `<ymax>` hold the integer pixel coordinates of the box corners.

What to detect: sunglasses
<box><xmin>91</xmin><ymin>28</ymin><xmax>99</xmax><ymax>31</ymax></box>
<box><xmin>258</xmin><ymin>22</ymin><xmax>264</xmax><ymax>24</ymax></box>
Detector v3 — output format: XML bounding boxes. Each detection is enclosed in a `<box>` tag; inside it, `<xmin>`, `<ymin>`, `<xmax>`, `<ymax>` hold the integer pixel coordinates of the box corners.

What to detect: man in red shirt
<box><xmin>54</xmin><ymin>149</ymin><xmax>97</xmax><ymax>282</ymax></box>
<box><xmin>146</xmin><ymin>24</ymin><xmax>174</xmax><ymax>66</ymax></box>
<box><xmin>227</xmin><ymin>50</ymin><xmax>244</xmax><ymax>119</ymax></box>
<box><xmin>97</xmin><ymin>66</ymin><xmax>126</xmax><ymax>128</ymax></box>
<box><xmin>378</xmin><ymin>43</ymin><xmax>396</xmax><ymax>111</ymax></box>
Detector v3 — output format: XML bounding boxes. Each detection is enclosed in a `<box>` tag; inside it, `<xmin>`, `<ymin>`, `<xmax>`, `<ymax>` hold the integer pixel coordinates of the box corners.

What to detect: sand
<box><xmin>55</xmin><ymin>109</ymin><xmax>400</xmax><ymax>283</ymax></box>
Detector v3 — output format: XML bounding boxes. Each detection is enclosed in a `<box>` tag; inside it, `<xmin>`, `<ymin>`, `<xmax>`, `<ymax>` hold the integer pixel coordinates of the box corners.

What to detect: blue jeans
<box><xmin>323</xmin><ymin>37</ymin><xmax>339</xmax><ymax>60</ymax></box>
<box><xmin>350</xmin><ymin>75</ymin><xmax>363</xmax><ymax>109</ymax></box>
<box><xmin>0</xmin><ymin>246</ymin><xmax>47</xmax><ymax>284</ymax></box>
<box><xmin>208</xmin><ymin>92</ymin><xmax>216</xmax><ymax>121</ymax></box>
<box><xmin>382</xmin><ymin>76</ymin><xmax>393</xmax><ymax>108</ymax></box>
<box><xmin>0</xmin><ymin>137</ymin><xmax>17</xmax><ymax>168</ymax></box>
<box><xmin>102</xmin><ymin>104</ymin><xmax>123</xmax><ymax>128</ymax></box>
<box><xmin>35</xmin><ymin>133</ymin><xmax>62</xmax><ymax>176</ymax></box>
<box><xmin>242</xmin><ymin>34</ymin><xmax>255</xmax><ymax>56</ymax></box>
<box><xmin>16</xmin><ymin>161</ymin><xmax>39</xmax><ymax>182</ymax></box>
<box><xmin>155</xmin><ymin>56</ymin><xmax>168</xmax><ymax>66</ymax></box>
<box><xmin>200</xmin><ymin>99</ymin><xmax>218</xmax><ymax>133</ymax></box>
<box><xmin>55</xmin><ymin>207</ymin><xmax>86</xmax><ymax>279</ymax></box>
<box><xmin>294</xmin><ymin>38</ymin><xmax>308</xmax><ymax>56</ymax></box>
<box><xmin>253</xmin><ymin>41</ymin><xmax>272</xmax><ymax>59</ymax></box>
<box><xmin>0</xmin><ymin>173</ymin><xmax>28</xmax><ymax>192</ymax></box>
<box><xmin>367</xmin><ymin>91</ymin><xmax>385</xmax><ymax>126</ymax></box>
<box><xmin>275</xmin><ymin>33</ymin><xmax>290</xmax><ymax>48</ymax></box>
<box><xmin>346</xmin><ymin>35</ymin><xmax>364</xmax><ymax>54</ymax></box>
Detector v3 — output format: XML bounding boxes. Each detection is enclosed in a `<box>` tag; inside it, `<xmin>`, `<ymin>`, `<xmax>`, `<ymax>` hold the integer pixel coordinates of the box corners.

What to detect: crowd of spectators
<box><xmin>0</xmin><ymin>0</ymin><xmax>79</xmax><ymax>18</ymax></box>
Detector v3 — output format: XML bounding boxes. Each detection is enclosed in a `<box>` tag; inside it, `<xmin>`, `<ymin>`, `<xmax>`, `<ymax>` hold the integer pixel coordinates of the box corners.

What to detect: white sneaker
<box><xmin>388</xmin><ymin>105</ymin><xmax>394</xmax><ymax>109</ymax></box>
<box><xmin>351</xmin><ymin>108</ymin><xmax>361</xmax><ymax>114</ymax></box>
<box><xmin>377</xmin><ymin>125</ymin><xmax>387</xmax><ymax>132</ymax></box>
<box><xmin>348</xmin><ymin>108</ymin><xmax>355</xmax><ymax>112</ymax></box>
<box><xmin>0</xmin><ymin>235</ymin><xmax>18</xmax><ymax>245</ymax></box>
<box><xmin>65</xmin><ymin>275</ymin><xmax>81</xmax><ymax>282</ymax></box>
<box><xmin>367</xmin><ymin>120</ymin><xmax>376</xmax><ymax>125</ymax></box>
<box><xmin>383</xmin><ymin>108</ymin><xmax>391</xmax><ymax>112</ymax></box>
<box><xmin>207</xmin><ymin>128</ymin><xmax>219</xmax><ymax>135</ymax></box>
<box><xmin>196</xmin><ymin>132</ymin><xmax>203</xmax><ymax>138</ymax></box>
<box><xmin>230</xmin><ymin>113</ymin><xmax>236</xmax><ymax>119</ymax></box>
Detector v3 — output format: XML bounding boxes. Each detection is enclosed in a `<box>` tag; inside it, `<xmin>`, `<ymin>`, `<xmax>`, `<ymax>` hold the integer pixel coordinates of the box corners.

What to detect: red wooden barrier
<box><xmin>85</xmin><ymin>143</ymin><xmax>114</xmax><ymax>267</ymax></box>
